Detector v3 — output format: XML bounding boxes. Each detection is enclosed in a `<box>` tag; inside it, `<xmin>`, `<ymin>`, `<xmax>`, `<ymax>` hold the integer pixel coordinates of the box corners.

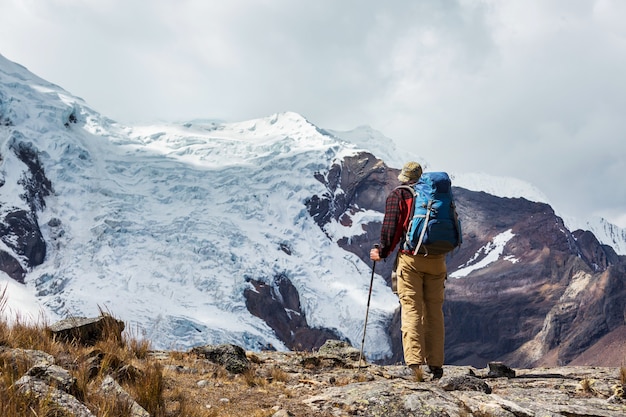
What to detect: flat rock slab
<box><xmin>300</xmin><ymin>364</ymin><xmax>626</xmax><ymax>417</ymax></box>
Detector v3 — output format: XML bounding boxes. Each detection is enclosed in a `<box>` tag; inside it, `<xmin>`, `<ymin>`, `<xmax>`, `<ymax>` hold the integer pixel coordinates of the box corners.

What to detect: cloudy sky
<box><xmin>1</xmin><ymin>0</ymin><xmax>625</xmax><ymax>227</ymax></box>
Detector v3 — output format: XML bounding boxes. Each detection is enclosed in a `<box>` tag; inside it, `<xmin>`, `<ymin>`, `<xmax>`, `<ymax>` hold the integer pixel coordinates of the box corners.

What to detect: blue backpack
<box><xmin>399</xmin><ymin>172</ymin><xmax>462</xmax><ymax>255</ymax></box>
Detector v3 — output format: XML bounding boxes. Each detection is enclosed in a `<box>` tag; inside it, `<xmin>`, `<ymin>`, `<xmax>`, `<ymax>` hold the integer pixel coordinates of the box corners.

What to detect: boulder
<box><xmin>14</xmin><ymin>375</ymin><xmax>96</xmax><ymax>417</ymax></box>
<box><xmin>100</xmin><ymin>375</ymin><xmax>150</xmax><ymax>417</ymax></box>
<box><xmin>47</xmin><ymin>315</ymin><xmax>125</xmax><ymax>346</ymax></box>
<box><xmin>191</xmin><ymin>343</ymin><xmax>251</xmax><ymax>374</ymax></box>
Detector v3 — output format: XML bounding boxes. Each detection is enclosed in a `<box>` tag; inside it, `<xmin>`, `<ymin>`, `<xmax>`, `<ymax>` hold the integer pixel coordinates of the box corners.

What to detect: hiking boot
<box><xmin>427</xmin><ymin>365</ymin><xmax>443</xmax><ymax>380</ymax></box>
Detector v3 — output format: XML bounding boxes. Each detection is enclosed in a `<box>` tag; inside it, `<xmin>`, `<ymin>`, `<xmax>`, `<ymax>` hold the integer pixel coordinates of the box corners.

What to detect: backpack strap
<box><xmin>395</xmin><ymin>185</ymin><xmax>416</xmax><ymax>194</ymax></box>
<box><xmin>413</xmin><ymin>200</ymin><xmax>433</xmax><ymax>255</ymax></box>
<box><xmin>395</xmin><ymin>185</ymin><xmax>427</xmax><ymax>254</ymax></box>
<box><xmin>451</xmin><ymin>199</ymin><xmax>462</xmax><ymax>250</ymax></box>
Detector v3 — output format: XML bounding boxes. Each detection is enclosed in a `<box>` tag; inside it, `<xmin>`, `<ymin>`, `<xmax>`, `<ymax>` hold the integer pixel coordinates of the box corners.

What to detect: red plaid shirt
<box><xmin>379</xmin><ymin>186</ymin><xmax>414</xmax><ymax>258</ymax></box>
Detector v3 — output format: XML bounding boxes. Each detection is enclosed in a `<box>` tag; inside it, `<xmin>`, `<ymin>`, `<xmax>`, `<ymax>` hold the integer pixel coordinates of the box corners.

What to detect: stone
<box><xmin>439</xmin><ymin>375</ymin><xmax>493</xmax><ymax>394</ymax></box>
<box><xmin>487</xmin><ymin>362</ymin><xmax>516</xmax><ymax>378</ymax></box>
<box><xmin>26</xmin><ymin>363</ymin><xmax>78</xmax><ymax>395</ymax></box>
<box><xmin>272</xmin><ymin>409</ymin><xmax>295</xmax><ymax>417</ymax></box>
<box><xmin>14</xmin><ymin>375</ymin><xmax>96</xmax><ymax>417</ymax></box>
<box><xmin>100</xmin><ymin>375</ymin><xmax>150</xmax><ymax>417</ymax></box>
<box><xmin>317</xmin><ymin>339</ymin><xmax>361</xmax><ymax>362</ymax></box>
<box><xmin>47</xmin><ymin>315</ymin><xmax>125</xmax><ymax>346</ymax></box>
<box><xmin>191</xmin><ymin>344</ymin><xmax>251</xmax><ymax>374</ymax></box>
<box><xmin>0</xmin><ymin>347</ymin><xmax>55</xmax><ymax>369</ymax></box>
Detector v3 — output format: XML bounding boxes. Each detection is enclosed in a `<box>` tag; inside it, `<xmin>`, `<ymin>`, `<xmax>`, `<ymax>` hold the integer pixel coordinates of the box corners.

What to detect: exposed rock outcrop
<box><xmin>0</xmin><ymin>209</ymin><xmax>46</xmax><ymax>282</ymax></box>
<box><xmin>244</xmin><ymin>272</ymin><xmax>345</xmax><ymax>351</ymax></box>
<box><xmin>0</xmin><ymin>136</ymin><xmax>51</xmax><ymax>282</ymax></box>
<box><xmin>191</xmin><ymin>343</ymin><xmax>251</xmax><ymax>374</ymax></box>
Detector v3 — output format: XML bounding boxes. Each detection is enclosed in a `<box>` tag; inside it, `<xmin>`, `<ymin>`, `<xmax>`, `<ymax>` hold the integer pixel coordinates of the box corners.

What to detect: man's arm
<box><xmin>379</xmin><ymin>190</ymin><xmax>403</xmax><ymax>258</ymax></box>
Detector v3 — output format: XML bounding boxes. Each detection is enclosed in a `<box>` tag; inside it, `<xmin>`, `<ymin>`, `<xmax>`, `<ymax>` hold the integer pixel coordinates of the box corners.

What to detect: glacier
<box><xmin>1</xmin><ymin>54</ymin><xmax>402</xmax><ymax>359</ymax></box>
<box><xmin>1</xmin><ymin>52</ymin><xmax>625</xmax><ymax>363</ymax></box>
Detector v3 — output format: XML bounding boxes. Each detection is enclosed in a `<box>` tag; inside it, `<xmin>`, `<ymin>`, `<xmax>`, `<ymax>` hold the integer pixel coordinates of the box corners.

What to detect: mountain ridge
<box><xmin>304</xmin><ymin>152</ymin><xmax>625</xmax><ymax>367</ymax></box>
<box><xmin>1</xmin><ymin>54</ymin><xmax>399</xmax><ymax>359</ymax></box>
<box><xmin>1</xmin><ymin>53</ymin><xmax>625</xmax><ymax>366</ymax></box>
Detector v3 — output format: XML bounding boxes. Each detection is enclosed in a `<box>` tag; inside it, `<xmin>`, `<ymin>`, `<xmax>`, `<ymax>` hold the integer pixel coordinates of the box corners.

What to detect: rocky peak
<box><xmin>9</xmin><ymin>135</ymin><xmax>53</xmax><ymax>212</ymax></box>
<box><xmin>308</xmin><ymin>152</ymin><xmax>390</xmax><ymax>227</ymax></box>
<box><xmin>571</xmin><ymin>229</ymin><xmax>620</xmax><ymax>271</ymax></box>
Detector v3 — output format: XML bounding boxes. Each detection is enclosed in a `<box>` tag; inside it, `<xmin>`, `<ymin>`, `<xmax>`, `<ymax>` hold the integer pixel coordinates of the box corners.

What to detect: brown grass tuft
<box><xmin>413</xmin><ymin>366</ymin><xmax>424</xmax><ymax>382</ymax></box>
<box><xmin>243</xmin><ymin>367</ymin><xmax>267</xmax><ymax>387</ymax></box>
<box><xmin>268</xmin><ymin>366</ymin><xmax>289</xmax><ymax>383</ymax></box>
<box><xmin>0</xmin><ymin>290</ymin><xmax>314</xmax><ymax>417</ymax></box>
<box><xmin>576</xmin><ymin>378</ymin><xmax>597</xmax><ymax>397</ymax></box>
<box><xmin>86</xmin><ymin>389</ymin><xmax>136</xmax><ymax>417</ymax></box>
<box><xmin>129</xmin><ymin>361</ymin><xmax>165</xmax><ymax>415</ymax></box>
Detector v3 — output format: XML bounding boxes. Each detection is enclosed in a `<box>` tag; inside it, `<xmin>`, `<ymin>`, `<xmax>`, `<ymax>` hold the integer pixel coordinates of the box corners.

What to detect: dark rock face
<box><xmin>443</xmin><ymin>189</ymin><xmax>625</xmax><ymax>367</ymax></box>
<box><xmin>244</xmin><ymin>272</ymin><xmax>344</xmax><ymax>351</ymax></box>
<box><xmin>0</xmin><ymin>137</ymin><xmax>52</xmax><ymax>282</ymax></box>
<box><xmin>307</xmin><ymin>152</ymin><xmax>390</xmax><ymax>226</ymax></box>
<box><xmin>0</xmin><ymin>209</ymin><xmax>46</xmax><ymax>283</ymax></box>
<box><xmin>306</xmin><ymin>152</ymin><xmax>400</xmax><ymax>286</ymax></box>
<box><xmin>571</xmin><ymin>229</ymin><xmax>620</xmax><ymax>271</ymax></box>
<box><xmin>305</xmin><ymin>152</ymin><xmax>626</xmax><ymax>367</ymax></box>
<box><xmin>0</xmin><ymin>250</ymin><xmax>26</xmax><ymax>282</ymax></box>
<box><xmin>442</xmin><ymin>188</ymin><xmax>573</xmax><ymax>366</ymax></box>
<box><xmin>10</xmin><ymin>138</ymin><xmax>53</xmax><ymax>212</ymax></box>
<box><xmin>534</xmin><ymin>263</ymin><xmax>626</xmax><ymax>365</ymax></box>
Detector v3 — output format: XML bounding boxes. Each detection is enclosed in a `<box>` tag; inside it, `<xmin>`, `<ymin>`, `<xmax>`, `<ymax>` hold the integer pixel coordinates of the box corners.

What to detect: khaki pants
<box><xmin>396</xmin><ymin>252</ymin><xmax>447</xmax><ymax>367</ymax></box>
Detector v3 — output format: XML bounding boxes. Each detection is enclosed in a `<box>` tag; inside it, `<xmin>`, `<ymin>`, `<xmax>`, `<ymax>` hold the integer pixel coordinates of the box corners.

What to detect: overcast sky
<box><xmin>1</xmin><ymin>0</ymin><xmax>625</xmax><ymax>227</ymax></box>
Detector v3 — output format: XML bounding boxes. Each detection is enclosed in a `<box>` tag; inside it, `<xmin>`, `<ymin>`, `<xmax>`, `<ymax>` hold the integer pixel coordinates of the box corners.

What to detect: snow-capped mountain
<box><xmin>324</xmin><ymin>126</ymin><xmax>420</xmax><ymax>170</ymax></box>
<box><xmin>563</xmin><ymin>215</ymin><xmax>626</xmax><ymax>256</ymax></box>
<box><xmin>302</xmin><ymin>151</ymin><xmax>625</xmax><ymax>367</ymax></box>
<box><xmin>450</xmin><ymin>172</ymin><xmax>551</xmax><ymax>205</ymax></box>
<box><xmin>451</xmin><ymin>172</ymin><xmax>626</xmax><ymax>256</ymax></box>
<box><xmin>2</xmin><ymin>53</ymin><xmax>625</xmax><ymax>366</ymax></box>
<box><xmin>1</xmin><ymin>53</ymin><xmax>400</xmax><ymax>359</ymax></box>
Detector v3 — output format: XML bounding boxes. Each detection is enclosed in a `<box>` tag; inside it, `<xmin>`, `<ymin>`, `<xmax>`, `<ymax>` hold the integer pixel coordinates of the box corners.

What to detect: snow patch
<box><xmin>0</xmin><ymin>275</ymin><xmax>47</xmax><ymax>325</ymax></box>
<box><xmin>323</xmin><ymin>210</ymin><xmax>384</xmax><ymax>242</ymax></box>
<box><xmin>450</xmin><ymin>229</ymin><xmax>516</xmax><ymax>278</ymax></box>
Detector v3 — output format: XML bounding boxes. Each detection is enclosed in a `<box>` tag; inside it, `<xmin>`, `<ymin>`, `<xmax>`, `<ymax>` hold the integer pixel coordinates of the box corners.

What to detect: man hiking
<box><xmin>370</xmin><ymin>161</ymin><xmax>447</xmax><ymax>380</ymax></box>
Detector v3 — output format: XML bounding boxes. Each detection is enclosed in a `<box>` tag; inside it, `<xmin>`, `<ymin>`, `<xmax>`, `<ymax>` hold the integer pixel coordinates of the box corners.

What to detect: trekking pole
<box><xmin>358</xmin><ymin>244</ymin><xmax>379</xmax><ymax>371</ymax></box>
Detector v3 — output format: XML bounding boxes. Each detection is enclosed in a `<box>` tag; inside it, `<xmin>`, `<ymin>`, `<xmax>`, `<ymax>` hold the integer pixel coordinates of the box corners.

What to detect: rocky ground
<box><xmin>153</xmin><ymin>341</ymin><xmax>626</xmax><ymax>417</ymax></box>
<box><xmin>4</xmin><ymin>322</ymin><xmax>625</xmax><ymax>417</ymax></box>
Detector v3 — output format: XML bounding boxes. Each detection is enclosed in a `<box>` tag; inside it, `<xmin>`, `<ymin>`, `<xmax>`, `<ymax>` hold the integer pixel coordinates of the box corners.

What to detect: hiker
<box><xmin>370</xmin><ymin>161</ymin><xmax>447</xmax><ymax>380</ymax></box>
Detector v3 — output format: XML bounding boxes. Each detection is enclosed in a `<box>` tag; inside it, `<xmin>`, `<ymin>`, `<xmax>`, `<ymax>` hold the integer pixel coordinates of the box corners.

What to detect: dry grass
<box><xmin>268</xmin><ymin>366</ymin><xmax>289</xmax><ymax>383</ymax></box>
<box><xmin>576</xmin><ymin>378</ymin><xmax>597</xmax><ymax>397</ymax></box>
<box><xmin>413</xmin><ymin>366</ymin><xmax>424</xmax><ymax>382</ymax></box>
<box><xmin>0</xmin><ymin>286</ymin><xmax>319</xmax><ymax>417</ymax></box>
<box><xmin>15</xmin><ymin>290</ymin><xmax>626</xmax><ymax>416</ymax></box>
<box><xmin>0</xmin><ymin>322</ymin><xmax>276</xmax><ymax>417</ymax></box>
